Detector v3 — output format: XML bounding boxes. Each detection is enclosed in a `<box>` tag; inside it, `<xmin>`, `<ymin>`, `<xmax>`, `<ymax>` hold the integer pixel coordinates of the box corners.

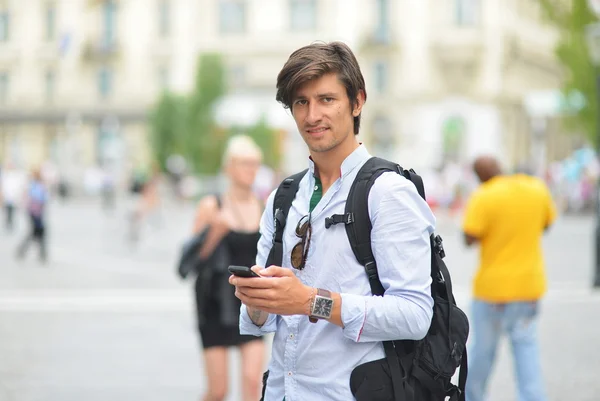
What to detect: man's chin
<box><xmin>308</xmin><ymin>143</ymin><xmax>336</xmax><ymax>153</ymax></box>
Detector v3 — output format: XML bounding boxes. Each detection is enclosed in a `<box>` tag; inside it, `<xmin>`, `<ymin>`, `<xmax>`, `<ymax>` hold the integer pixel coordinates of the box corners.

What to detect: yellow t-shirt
<box><xmin>462</xmin><ymin>174</ymin><xmax>557</xmax><ymax>302</ymax></box>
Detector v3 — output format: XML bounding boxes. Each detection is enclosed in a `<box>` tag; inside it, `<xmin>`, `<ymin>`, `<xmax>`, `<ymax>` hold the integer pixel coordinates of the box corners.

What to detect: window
<box><xmin>45</xmin><ymin>3</ymin><xmax>56</xmax><ymax>41</ymax></box>
<box><xmin>102</xmin><ymin>0</ymin><xmax>117</xmax><ymax>48</ymax></box>
<box><xmin>455</xmin><ymin>0</ymin><xmax>479</xmax><ymax>26</ymax></box>
<box><xmin>158</xmin><ymin>67</ymin><xmax>169</xmax><ymax>91</ymax></box>
<box><xmin>372</xmin><ymin>116</ymin><xmax>395</xmax><ymax>159</ymax></box>
<box><xmin>98</xmin><ymin>67</ymin><xmax>113</xmax><ymax>99</ymax></box>
<box><xmin>374</xmin><ymin>0</ymin><xmax>389</xmax><ymax>43</ymax></box>
<box><xmin>219</xmin><ymin>0</ymin><xmax>246</xmax><ymax>34</ymax></box>
<box><xmin>374</xmin><ymin>61</ymin><xmax>388</xmax><ymax>94</ymax></box>
<box><xmin>290</xmin><ymin>0</ymin><xmax>316</xmax><ymax>32</ymax></box>
<box><xmin>0</xmin><ymin>72</ymin><xmax>8</xmax><ymax>104</ymax></box>
<box><xmin>229</xmin><ymin>65</ymin><xmax>246</xmax><ymax>88</ymax></box>
<box><xmin>158</xmin><ymin>0</ymin><xmax>170</xmax><ymax>37</ymax></box>
<box><xmin>45</xmin><ymin>70</ymin><xmax>55</xmax><ymax>103</ymax></box>
<box><xmin>0</xmin><ymin>9</ymin><xmax>9</xmax><ymax>42</ymax></box>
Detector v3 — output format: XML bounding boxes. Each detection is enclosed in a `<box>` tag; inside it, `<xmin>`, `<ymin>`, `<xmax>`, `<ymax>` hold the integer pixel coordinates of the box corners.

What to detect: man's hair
<box><xmin>276</xmin><ymin>41</ymin><xmax>367</xmax><ymax>135</ymax></box>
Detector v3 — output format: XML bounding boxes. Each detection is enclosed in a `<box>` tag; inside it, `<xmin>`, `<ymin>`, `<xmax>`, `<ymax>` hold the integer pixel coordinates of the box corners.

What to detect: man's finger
<box><xmin>237</xmin><ymin>287</ymin><xmax>274</xmax><ymax>300</ymax></box>
<box><xmin>235</xmin><ymin>290</ymin><xmax>272</xmax><ymax>310</ymax></box>
<box><xmin>251</xmin><ymin>265</ymin><xmax>264</xmax><ymax>274</ymax></box>
<box><xmin>232</xmin><ymin>276</ymin><xmax>277</xmax><ymax>289</ymax></box>
<box><xmin>261</xmin><ymin>265</ymin><xmax>293</xmax><ymax>277</ymax></box>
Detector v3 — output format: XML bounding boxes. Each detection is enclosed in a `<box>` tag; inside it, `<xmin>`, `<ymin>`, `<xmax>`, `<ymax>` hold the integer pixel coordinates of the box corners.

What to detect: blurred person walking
<box><xmin>191</xmin><ymin>135</ymin><xmax>265</xmax><ymax>401</ymax></box>
<box><xmin>463</xmin><ymin>156</ymin><xmax>557</xmax><ymax>401</ymax></box>
<box><xmin>1</xmin><ymin>161</ymin><xmax>24</xmax><ymax>233</ymax></box>
<box><xmin>16</xmin><ymin>169</ymin><xmax>49</xmax><ymax>263</ymax></box>
<box><xmin>129</xmin><ymin>164</ymin><xmax>162</xmax><ymax>244</ymax></box>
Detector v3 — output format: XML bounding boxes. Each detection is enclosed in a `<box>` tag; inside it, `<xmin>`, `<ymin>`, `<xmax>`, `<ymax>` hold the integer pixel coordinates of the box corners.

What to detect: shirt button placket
<box><xmin>284</xmin><ymin>323</ymin><xmax>298</xmax><ymax>398</ymax></box>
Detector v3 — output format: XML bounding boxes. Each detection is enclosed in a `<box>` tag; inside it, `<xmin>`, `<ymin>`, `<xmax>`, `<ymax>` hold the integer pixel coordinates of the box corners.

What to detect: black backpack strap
<box><xmin>401</xmin><ymin>169</ymin><xmax>426</xmax><ymax>201</ymax></box>
<box><xmin>345</xmin><ymin>157</ymin><xmax>402</xmax><ymax>295</ymax></box>
<box><xmin>265</xmin><ymin>169</ymin><xmax>308</xmax><ymax>267</ymax></box>
<box><xmin>345</xmin><ymin>157</ymin><xmax>409</xmax><ymax>401</ymax></box>
<box><xmin>345</xmin><ymin>157</ymin><xmax>435</xmax><ymax>401</ymax></box>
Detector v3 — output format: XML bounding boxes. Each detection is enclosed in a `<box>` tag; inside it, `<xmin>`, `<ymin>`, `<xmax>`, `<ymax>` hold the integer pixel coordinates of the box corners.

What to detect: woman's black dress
<box><xmin>195</xmin><ymin>230</ymin><xmax>263</xmax><ymax>349</ymax></box>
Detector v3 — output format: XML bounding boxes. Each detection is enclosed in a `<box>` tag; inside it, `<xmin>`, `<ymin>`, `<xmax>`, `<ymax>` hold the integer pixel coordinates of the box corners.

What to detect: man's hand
<box><xmin>229</xmin><ymin>265</ymin><xmax>313</xmax><ymax>316</ymax></box>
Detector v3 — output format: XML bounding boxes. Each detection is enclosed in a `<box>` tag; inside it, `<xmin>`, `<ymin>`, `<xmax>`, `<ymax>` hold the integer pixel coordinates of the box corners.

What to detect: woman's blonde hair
<box><xmin>222</xmin><ymin>135</ymin><xmax>263</xmax><ymax>167</ymax></box>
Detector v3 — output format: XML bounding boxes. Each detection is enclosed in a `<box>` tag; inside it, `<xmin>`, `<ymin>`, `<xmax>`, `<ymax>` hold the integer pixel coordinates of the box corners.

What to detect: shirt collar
<box><xmin>307</xmin><ymin>144</ymin><xmax>371</xmax><ymax>180</ymax></box>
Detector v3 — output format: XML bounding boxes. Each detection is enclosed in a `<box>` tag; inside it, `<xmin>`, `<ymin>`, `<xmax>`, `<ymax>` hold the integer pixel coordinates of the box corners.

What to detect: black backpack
<box><xmin>265</xmin><ymin>157</ymin><xmax>469</xmax><ymax>401</ymax></box>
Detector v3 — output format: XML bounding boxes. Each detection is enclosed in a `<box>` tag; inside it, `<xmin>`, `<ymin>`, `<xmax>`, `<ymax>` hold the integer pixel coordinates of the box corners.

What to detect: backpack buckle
<box><xmin>434</xmin><ymin>235</ymin><xmax>446</xmax><ymax>259</ymax></box>
<box><xmin>324</xmin><ymin>213</ymin><xmax>354</xmax><ymax>229</ymax></box>
<box><xmin>273</xmin><ymin>208</ymin><xmax>286</xmax><ymax>243</ymax></box>
<box><xmin>364</xmin><ymin>261</ymin><xmax>378</xmax><ymax>280</ymax></box>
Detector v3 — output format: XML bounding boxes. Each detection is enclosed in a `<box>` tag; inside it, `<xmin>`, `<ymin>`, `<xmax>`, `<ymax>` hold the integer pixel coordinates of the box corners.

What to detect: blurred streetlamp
<box><xmin>585</xmin><ymin>2</ymin><xmax>600</xmax><ymax>287</ymax></box>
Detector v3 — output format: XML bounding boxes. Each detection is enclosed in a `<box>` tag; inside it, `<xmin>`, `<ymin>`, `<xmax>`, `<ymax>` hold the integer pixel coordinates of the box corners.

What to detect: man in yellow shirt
<box><xmin>463</xmin><ymin>156</ymin><xmax>556</xmax><ymax>401</ymax></box>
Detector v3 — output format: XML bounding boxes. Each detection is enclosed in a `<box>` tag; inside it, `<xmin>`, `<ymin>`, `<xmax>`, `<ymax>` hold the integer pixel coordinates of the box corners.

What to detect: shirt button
<box><xmin>289</xmin><ymin>334</ymin><xmax>294</xmax><ymax>339</ymax></box>
<box><xmin>314</xmin><ymin>185</ymin><xmax>318</xmax><ymax>191</ymax></box>
<box><xmin>288</xmin><ymin>371</ymin><xmax>293</xmax><ymax>376</ymax></box>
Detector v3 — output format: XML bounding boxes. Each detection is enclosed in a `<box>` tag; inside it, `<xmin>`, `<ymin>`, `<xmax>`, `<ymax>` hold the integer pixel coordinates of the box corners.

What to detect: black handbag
<box><xmin>177</xmin><ymin>228</ymin><xmax>210</xmax><ymax>279</ymax></box>
<box><xmin>177</xmin><ymin>195</ymin><xmax>226</xmax><ymax>279</ymax></box>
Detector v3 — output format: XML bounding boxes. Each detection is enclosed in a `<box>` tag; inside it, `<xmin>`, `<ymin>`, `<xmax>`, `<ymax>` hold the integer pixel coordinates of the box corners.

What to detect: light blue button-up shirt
<box><xmin>240</xmin><ymin>145</ymin><xmax>435</xmax><ymax>401</ymax></box>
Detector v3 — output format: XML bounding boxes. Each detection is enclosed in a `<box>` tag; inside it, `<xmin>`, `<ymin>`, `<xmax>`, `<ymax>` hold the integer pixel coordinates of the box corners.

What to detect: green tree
<box><xmin>148</xmin><ymin>92</ymin><xmax>187</xmax><ymax>171</ymax></box>
<box><xmin>246</xmin><ymin>116</ymin><xmax>282</xmax><ymax>169</ymax></box>
<box><xmin>539</xmin><ymin>0</ymin><xmax>599</xmax><ymax>146</ymax></box>
<box><xmin>149</xmin><ymin>53</ymin><xmax>283</xmax><ymax>174</ymax></box>
<box><xmin>186</xmin><ymin>53</ymin><xmax>228</xmax><ymax>174</ymax></box>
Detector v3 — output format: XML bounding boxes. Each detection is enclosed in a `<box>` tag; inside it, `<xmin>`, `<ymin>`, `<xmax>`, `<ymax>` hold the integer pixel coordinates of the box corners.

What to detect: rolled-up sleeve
<box><xmin>341</xmin><ymin>172</ymin><xmax>435</xmax><ymax>342</ymax></box>
<box><xmin>239</xmin><ymin>189</ymin><xmax>280</xmax><ymax>335</ymax></box>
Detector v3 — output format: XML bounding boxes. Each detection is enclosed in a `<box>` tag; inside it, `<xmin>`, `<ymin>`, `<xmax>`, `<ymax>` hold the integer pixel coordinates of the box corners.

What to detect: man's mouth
<box><xmin>306</xmin><ymin>127</ymin><xmax>328</xmax><ymax>135</ymax></box>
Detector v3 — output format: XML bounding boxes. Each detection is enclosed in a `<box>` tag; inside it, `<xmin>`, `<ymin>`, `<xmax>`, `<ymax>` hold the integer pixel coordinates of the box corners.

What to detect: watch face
<box><xmin>313</xmin><ymin>295</ymin><xmax>333</xmax><ymax>318</ymax></box>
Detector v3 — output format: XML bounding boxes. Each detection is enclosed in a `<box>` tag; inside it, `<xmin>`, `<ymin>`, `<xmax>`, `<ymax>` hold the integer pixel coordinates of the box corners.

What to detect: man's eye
<box><xmin>323</xmin><ymin>97</ymin><xmax>333</xmax><ymax>103</ymax></box>
<box><xmin>295</xmin><ymin>99</ymin><xmax>307</xmax><ymax>106</ymax></box>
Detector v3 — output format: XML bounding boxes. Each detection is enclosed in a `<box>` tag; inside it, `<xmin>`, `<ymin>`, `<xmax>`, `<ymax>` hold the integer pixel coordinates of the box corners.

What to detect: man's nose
<box><xmin>305</xmin><ymin>102</ymin><xmax>322</xmax><ymax>125</ymax></box>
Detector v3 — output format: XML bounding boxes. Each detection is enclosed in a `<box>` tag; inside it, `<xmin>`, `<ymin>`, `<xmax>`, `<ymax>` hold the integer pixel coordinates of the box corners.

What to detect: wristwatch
<box><xmin>309</xmin><ymin>288</ymin><xmax>333</xmax><ymax>323</ymax></box>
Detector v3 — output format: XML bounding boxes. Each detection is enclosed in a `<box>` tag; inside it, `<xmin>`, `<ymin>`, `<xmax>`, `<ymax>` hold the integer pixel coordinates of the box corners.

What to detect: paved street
<box><xmin>0</xmin><ymin>195</ymin><xmax>599</xmax><ymax>401</ymax></box>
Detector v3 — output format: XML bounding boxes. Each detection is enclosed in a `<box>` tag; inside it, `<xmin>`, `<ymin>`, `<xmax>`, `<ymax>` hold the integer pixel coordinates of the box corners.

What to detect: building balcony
<box><xmin>430</xmin><ymin>27</ymin><xmax>484</xmax><ymax>68</ymax></box>
<box><xmin>358</xmin><ymin>28</ymin><xmax>400</xmax><ymax>54</ymax></box>
<box><xmin>81</xmin><ymin>38</ymin><xmax>120</xmax><ymax>63</ymax></box>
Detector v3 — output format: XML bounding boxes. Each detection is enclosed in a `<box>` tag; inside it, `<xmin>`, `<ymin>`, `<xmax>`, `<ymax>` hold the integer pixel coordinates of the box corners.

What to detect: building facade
<box><xmin>0</xmin><ymin>0</ymin><xmax>574</xmax><ymax>181</ymax></box>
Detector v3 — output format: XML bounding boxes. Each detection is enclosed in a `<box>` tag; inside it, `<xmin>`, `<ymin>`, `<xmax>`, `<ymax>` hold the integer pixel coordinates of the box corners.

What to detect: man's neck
<box><xmin>311</xmin><ymin>136</ymin><xmax>360</xmax><ymax>192</ymax></box>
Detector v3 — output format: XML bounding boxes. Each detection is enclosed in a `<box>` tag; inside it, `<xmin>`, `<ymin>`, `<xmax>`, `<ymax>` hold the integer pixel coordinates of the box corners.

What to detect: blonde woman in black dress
<box><xmin>192</xmin><ymin>135</ymin><xmax>265</xmax><ymax>401</ymax></box>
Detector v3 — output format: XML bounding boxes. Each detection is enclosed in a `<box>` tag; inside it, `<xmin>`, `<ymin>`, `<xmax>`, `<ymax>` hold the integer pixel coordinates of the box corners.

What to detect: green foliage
<box><xmin>539</xmin><ymin>0</ymin><xmax>599</xmax><ymax>147</ymax></box>
<box><xmin>243</xmin><ymin>116</ymin><xmax>282</xmax><ymax>169</ymax></box>
<box><xmin>185</xmin><ymin>53</ymin><xmax>227</xmax><ymax>174</ymax></box>
<box><xmin>148</xmin><ymin>92</ymin><xmax>187</xmax><ymax>171</ymax></box>
<box><xmin>148</xmin><ymin>53</ymin><xmax>228</xmax><ymax>174</ymax></box>
<box><xmin>148</xmin><ymin>53</ymin><xmax>283</xmax><ymax>174</ymax></box>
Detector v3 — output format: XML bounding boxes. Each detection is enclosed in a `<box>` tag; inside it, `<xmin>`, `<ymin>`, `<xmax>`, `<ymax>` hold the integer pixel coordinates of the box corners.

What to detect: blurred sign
<box><xmin>524</xmin><ymin>90</ymin><xmax>586</xmax><ymax>117</ymax></box>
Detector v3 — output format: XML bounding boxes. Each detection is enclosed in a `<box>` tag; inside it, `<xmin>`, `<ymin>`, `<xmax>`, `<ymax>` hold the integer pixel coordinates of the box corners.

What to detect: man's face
<box><xmin>291</xmin><ymin>73</ymin><xmax>363</xmax><ymax>154</ymax></box>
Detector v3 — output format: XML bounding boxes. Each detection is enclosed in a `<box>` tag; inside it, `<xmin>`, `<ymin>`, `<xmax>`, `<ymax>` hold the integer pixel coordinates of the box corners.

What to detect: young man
<box><xmin>462</xmin><ymin>156</ymin><xmax>557</xmax><ymax>401</ymax></box>
<box><xmin>229</xmin><ymin>42</ymin><xmax>435</xmax><ymax>400</ymax></box>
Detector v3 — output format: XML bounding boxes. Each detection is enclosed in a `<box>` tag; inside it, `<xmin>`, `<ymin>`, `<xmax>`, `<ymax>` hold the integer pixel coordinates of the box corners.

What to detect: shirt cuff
<box><xmin>239</xmin><ymin>304</ymin><xmax>278</xmax><ymax>335</ymax></box>
<box><xmin>340</xmin><ymin>293</ymin><xmax>367</xmax><ymax>342</ymax></box>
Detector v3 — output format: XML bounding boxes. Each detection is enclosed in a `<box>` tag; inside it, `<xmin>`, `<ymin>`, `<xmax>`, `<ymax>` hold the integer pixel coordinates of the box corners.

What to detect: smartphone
<box><xmin>228</xmin><ymin>265</ymin><xmax>261</xmax><ymax>278</ymax></box>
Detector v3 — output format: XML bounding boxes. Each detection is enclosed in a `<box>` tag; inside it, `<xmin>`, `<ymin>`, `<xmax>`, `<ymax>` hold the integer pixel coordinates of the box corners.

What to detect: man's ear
<box><xmin>352</xmin><ymin>90</ymin><xmax>366</xmax><ymax>117</ymax></box>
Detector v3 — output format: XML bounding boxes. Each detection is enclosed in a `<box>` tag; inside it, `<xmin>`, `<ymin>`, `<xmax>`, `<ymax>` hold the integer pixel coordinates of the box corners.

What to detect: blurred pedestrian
<box><xmin>462</xmin><ymin>155</ymin><xmax>557</xmax><ymax>401</ymax></box>
<box><xmin>192</xmin><ymin>135</ymin><xmax>265</xmax><ymax>401</ymax></box>
<box><xmin>129</xmin><ymin>163</ymin><xmax>161</xmax><ymax>244</ymax></box>
<box><xmin>16</xmin><ymin>168</ymin><xmax>49</xmax><ymax>263</ymax></box>
<box><xmin>1</xmin><ymin>161</ymin><xmax>24</xmax><ymax>233</ymax></box>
